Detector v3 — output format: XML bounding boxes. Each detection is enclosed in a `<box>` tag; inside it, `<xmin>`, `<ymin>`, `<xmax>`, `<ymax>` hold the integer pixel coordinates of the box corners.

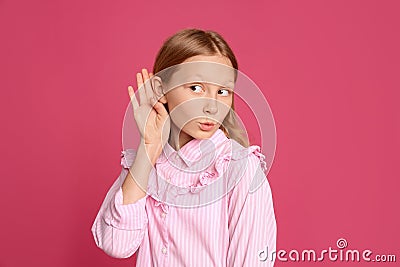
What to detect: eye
<box><xmin>189</xmin><ymin>84</ymin><xmax>204</xmax><ymax>93</ymax></box>
<box><xmin>218</xmin><ymin>89</ymin><xmax>231</xmax><ymax>97</ymax></box>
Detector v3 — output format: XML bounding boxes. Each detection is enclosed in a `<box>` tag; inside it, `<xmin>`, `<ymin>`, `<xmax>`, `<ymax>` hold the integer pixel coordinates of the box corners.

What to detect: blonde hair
<box><xmin>152</xmin><ymin>28</ymin><xmax>249</xmax><ymax>148</ymax></box>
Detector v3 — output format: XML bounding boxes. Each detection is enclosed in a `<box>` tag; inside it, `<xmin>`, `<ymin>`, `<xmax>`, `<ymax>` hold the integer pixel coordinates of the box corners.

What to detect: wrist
<box><xmin>138</xmin><ymin>139</ymin><xmax>163</xmax><ymax>165</ymax></box>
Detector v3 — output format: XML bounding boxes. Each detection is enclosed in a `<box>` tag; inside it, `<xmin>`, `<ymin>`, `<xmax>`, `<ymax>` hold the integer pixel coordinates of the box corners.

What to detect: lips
<box><xmin>198</xmin><ymin>121</ymin><xmax>216</xmax><ymax>131</ymax></box>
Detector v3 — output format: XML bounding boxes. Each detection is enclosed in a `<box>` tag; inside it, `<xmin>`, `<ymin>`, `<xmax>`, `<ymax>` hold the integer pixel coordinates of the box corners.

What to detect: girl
<box><xmin>92</xmin><ymin>28</ymin><xmax>277</xmax><ymax>266</ymax></box>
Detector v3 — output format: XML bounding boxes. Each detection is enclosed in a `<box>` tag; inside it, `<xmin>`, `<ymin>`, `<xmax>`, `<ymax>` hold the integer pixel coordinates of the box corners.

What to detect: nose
<box><xmin>203</xmin><ymin>97</ymin><xmax>218</xmax><ymax>115</ymax></box>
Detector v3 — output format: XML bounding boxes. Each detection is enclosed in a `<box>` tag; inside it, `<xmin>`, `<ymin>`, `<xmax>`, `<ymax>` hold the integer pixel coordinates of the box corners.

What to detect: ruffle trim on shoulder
<box><xmin>120</xmin><ymin>149</ymin><xmax>137</xmax><ymax>169</ymax></box>
<box><xmin>231</xmin><ymin>144</ymin><xmax>268</xmax><ymax>173</ymax></box>
<box><xmin>248</xmin><ymin>145</ymin><xmax>268</xmax><ymax>173</ymax></box>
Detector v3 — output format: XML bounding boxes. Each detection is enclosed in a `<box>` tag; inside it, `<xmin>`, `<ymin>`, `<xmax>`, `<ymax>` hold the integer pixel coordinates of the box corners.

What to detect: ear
<box><xmin>151</xmin><ymin>75</ymin><xmax>167</xmax><ymax>104</ymax></box>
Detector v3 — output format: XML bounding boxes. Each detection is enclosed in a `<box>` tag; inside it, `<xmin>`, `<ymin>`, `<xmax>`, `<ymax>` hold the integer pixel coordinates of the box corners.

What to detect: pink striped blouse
<box><xmin>91</xmin><ymin>129</ymin><xmax>277</xmax><ymax>266</ymax></box>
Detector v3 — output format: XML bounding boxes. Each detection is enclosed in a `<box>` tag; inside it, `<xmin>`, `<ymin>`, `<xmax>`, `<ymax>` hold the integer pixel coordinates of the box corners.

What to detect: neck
<box><xmin>168</xmin><ymin>123</ymin><xmax>194</xmax><ymax>151</ymax></box>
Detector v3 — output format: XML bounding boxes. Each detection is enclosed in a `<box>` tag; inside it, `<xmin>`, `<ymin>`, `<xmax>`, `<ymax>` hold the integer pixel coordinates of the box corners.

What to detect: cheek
<box><xmin>216</xmin><ymin>101</ymin><xmax>232</xmax><ymax>118</ymax></box>
<box><xmin>165</xmin><ymin>89</ymin><xmax>188</xmax><ymax>112</ymax></box>
<box><xmin>168</xmin><ymin>102</ymin><xmax>197</xmax><ymax>127</ymax></box>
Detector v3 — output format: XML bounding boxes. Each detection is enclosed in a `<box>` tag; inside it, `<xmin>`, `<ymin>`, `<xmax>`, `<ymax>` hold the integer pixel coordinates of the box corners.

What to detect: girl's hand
<box><xmin>128</xmin><ymin>68</ymin><xmax>170</xmax><ymax>147</ymax></box>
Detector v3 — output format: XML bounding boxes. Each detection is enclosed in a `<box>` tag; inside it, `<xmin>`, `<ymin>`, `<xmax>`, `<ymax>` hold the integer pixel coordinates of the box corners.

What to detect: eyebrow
<box><xmin>186</xmin><ymin>75</ymin><xmax>235</xmax><ymax>88</ymax></box>
<box><xmin>224</xmin><ymin>81</ymin><xmax>235</xmax><ymax>88</ymax></box>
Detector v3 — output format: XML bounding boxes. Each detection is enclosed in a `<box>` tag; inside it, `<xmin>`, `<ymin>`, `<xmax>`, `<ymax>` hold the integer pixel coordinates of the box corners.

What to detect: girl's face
<box><xmin>161</xmin><ymin>55</ymin><xmax>234</xmax><ymax>147</ymax></box>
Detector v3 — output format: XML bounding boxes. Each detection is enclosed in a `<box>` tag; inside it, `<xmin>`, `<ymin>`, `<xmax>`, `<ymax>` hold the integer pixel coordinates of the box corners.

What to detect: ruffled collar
<box><xmin>157</xmin><ymin>128</ymin><xmax>228</xmax><ymax>167</ymax></box>
<box><xmin>142</xmin><ymin>129</ymin><xmax>270</xmax><ymax>208</ymax></box>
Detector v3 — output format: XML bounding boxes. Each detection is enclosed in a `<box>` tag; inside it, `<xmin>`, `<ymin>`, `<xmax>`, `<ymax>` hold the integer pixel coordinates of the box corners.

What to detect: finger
<box><xmin>136</xmin><ymin>72</ymin><xmax>143</xmax><ymax>87</ymax></box>
<box><xmin>142</xmin><ymin>68</ymin><xmax>150</xmax><ymax>80</ymax></box>
<box><xmin>153</xmin><ymin>101</ymin><xmax>169</xmax><ymax>118</ymax></box>
<box><xmin>128</xmin><ymin>85</ymin><xmax>139</xmax><ymax>110</ymax></box>
<box><xmin>142</xmin><ymin>68</ymin><xmax>154</xmax><ymax>101</ymax></box>
<box><xmin>149</xmin><ymin>72</ymin><xmax>154</xmax><ymax>95</ymax></box>
<box><xmin>137</xmin><ymin>72</ymin><xmax>147</xmax><ymax>105</ymax></box>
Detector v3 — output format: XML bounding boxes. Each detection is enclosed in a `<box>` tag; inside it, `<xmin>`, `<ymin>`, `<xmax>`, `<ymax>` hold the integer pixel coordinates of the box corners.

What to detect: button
<box><xmin>161</xmin><ymin>212</ymin><xmax>166</xmax><ymax>218</ymax></box>
<box><xmin>161</xmin><ymin>247</ymin><xmax>167</xmax><ymax>254</ymax></box>
<box><xmin>175</xmin><ymin>155</ymin><xmax>180</xmax><ymax>160</ymax></box>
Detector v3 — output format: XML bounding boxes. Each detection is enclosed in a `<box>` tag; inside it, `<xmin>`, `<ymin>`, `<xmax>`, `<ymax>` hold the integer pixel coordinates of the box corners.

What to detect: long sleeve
<box><xmin>91</xmin><ymin>149</ymin><xmax>149</xmax><ymax>258</ymax></box>
<box><xmin>227</xmin><ymin>149</ymin><xmax>277</xmax><ymax>266</ymax></box>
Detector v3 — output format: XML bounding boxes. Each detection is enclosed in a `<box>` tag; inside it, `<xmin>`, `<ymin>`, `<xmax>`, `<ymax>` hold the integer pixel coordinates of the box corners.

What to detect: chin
<box><xmin>192</xmin><ymin>129</ymin><xmax>217</xmax><ymax>140</ymax></box>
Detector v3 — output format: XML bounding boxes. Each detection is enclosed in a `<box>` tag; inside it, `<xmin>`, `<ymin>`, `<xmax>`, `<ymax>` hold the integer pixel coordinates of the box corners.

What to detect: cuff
<box><xmin>103</xmin><ymin>187</ymin><xmax>148</xmax><ymax>230</ymax></box>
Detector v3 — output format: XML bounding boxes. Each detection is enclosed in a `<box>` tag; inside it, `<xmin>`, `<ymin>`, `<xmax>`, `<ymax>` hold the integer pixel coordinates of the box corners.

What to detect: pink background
<box><xmin>1</xmin><ymin>0</ymin><xmax>399</xmax><ymax>266</ymax></box>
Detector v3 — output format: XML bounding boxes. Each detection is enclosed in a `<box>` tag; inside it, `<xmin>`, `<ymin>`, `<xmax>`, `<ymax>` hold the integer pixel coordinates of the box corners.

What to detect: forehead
<box><xmin>183</xmin><ymin>55</ymin><xmax>233</xmax><ymax>67</ymax></box>
<box><xmin>162</xmin><ymin>61</ymin><xmax>236</xmax><ymax>93</ymax></box>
